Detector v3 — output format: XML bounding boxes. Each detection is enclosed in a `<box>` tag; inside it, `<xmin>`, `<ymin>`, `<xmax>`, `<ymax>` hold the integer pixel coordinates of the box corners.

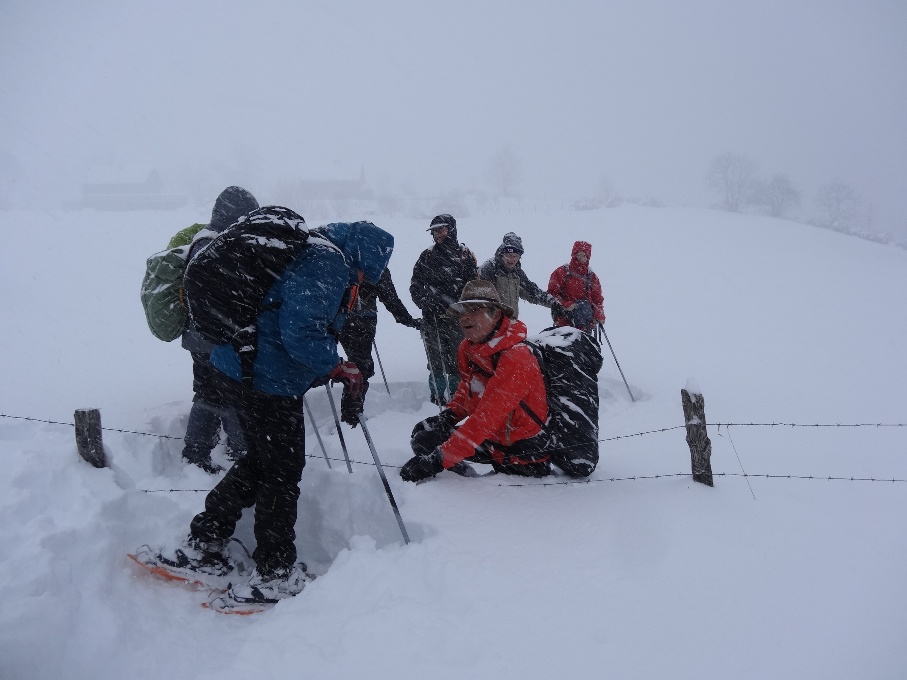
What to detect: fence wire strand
<box><xmin>3</xmin><ymin>412</ymin><xmax>907</xmax><ymax>492</ymax></box>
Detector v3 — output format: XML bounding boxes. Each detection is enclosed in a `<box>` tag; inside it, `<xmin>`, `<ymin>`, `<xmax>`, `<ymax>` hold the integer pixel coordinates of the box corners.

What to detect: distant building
<box><xmin>80</xmin><ymin>167</ymin><xmax>187</xmax><ymax>210</ymax></box>
<box><xmin>295</xmin><ymin>165</ymin><xmax>373</xmax><ymax>201</ymax></box>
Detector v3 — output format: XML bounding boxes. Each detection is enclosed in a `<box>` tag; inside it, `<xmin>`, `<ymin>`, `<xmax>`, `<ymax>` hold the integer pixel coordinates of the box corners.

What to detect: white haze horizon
<box><xmin>1</xmin><ymin>0</ymin><xmax>906</xmax><ymax>238</ymax></box>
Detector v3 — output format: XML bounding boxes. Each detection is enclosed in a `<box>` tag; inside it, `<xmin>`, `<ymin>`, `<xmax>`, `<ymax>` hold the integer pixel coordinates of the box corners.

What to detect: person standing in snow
<box><xmin>478</xmin><ymin>231</ymin><xmax>565</xmax><ymax>321</ymax></box>
<box><xmin>178</xmin><ymin>186</ymin><xmax>259</xmax><ymax>473</ymax></box>
<box><xmin>409</xmin><ymin>214</ymin><xmax>477</xmax><ymax>405</ymax></box>
<box><xmin>338</xmin><ymin>267</ymin><xmax>421</xmax><ymax>422</ymax></box>
<box><xmin>548</xmin><ymin>241</ymin><xmax>605</xmax><ymax>333</ymax></box>
<box><xmin>135</xmin><ymin>217</ymin><xmax>394</xmax><ymax>609</ymax></box>
<box><xmin>400</xmin><ymin>280</ymin><xmax>551</xmax><ymax>482</ymax></box>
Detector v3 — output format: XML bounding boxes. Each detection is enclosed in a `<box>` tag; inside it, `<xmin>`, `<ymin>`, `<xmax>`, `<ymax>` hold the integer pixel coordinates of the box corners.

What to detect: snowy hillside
<box><xmin>1</xmin><ymin>203</ymin><xmax>905</xmax><ymax>680</ymax></box>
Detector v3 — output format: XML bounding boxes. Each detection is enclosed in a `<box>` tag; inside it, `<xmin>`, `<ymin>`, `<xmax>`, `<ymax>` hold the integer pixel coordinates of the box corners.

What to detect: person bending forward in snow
<box><xmin>133</xmin><ymin>216</ymin><xmax>394</xmax><ymax>610</ymax></box>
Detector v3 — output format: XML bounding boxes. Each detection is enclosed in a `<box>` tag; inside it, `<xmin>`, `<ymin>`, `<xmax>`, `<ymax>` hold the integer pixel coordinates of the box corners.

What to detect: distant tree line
<box><xmin>704</xmin><ymin>152</ymin><xmax>892</xmax><ymax>244</ymax></box>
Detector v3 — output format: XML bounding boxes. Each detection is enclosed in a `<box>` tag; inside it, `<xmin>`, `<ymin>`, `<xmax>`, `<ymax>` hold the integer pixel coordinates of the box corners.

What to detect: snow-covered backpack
<box><xmin>522</xmin><ymin>326</ymin><xmax>603</xmax><ymax>477</ymax></box>
<box><xmin>182</xmin><ymin>206</ymin><xmax>312</xmax><ymax>384</ymax></box>
<box><xmin>483</xmin><ymin>326</ymin><xmax>603</xmax><ymax>477</ymax></box>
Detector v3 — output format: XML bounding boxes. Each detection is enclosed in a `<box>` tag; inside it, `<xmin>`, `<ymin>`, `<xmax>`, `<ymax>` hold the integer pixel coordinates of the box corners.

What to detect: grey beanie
<box><xmin>500</xmin><ymin>232</ymin><xmax>524</xmax><ymax>254</ymax></box>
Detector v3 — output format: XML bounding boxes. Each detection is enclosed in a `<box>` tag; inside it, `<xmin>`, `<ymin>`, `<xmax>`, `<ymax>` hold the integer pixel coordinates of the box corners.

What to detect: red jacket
<box><xmin>548</xmin><ymin>241</ymin><xmax>605</xmax><ymax>331</ymax></box>
<box><xmin>441</xmin><ymin>316</ymin><xmax>548</xmax><ymax>468</ymax></box>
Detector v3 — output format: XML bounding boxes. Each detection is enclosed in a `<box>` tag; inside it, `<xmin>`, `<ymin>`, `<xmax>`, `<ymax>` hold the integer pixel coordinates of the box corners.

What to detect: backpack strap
<box><xmin>468</xmin><ymin>345</ymin><xmax>546</xmax><ymax>428</ymax></box>
<box><xmin>564</xmin><ymin>264</ymin><xmax>591</xmax><ymax>298</ymax></box>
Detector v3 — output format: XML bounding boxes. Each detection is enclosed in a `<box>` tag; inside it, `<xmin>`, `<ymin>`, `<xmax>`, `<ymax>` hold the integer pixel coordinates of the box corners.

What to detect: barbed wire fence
<box><xmin>3</xmin><ymin>411</ymin><xmax>906</xmax><ymax>492</ymax></box>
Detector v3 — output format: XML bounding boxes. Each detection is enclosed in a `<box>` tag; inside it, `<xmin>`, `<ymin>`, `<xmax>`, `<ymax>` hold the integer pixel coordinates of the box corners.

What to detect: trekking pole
<box><xmin>303</xmin><ymin>397</ymin><xmax>331</xmax><ymax>469</ymax></box>
<box><xmin>324</xmin><ymin>384</ymin><xmax>353</xmax><ymax>473</ymax></box>
<box><xmin>599</xmin><ymin>323</ymin><xmax>635</xmax><ymax>402</ymax></box>
<box><xmin>358</xmin><ymin>415</ymin><xmax>411</xmax><ymax>545</ymax></box>
<box><xmin>418</xmin><ymin>323</ymin><xmax>444</xmax><ymax>414</ymax></box>
<box><xmin>372</xmin><ymin>340</ymin><xmax>391</xmax><ymax>395</ymax></box>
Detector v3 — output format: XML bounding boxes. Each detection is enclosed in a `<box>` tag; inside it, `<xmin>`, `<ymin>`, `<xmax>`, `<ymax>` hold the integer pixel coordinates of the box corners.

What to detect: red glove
<box><xmin>329</xmin><ymin>361</ymin><xmax>363</xmax><ymax>400</ymax></box>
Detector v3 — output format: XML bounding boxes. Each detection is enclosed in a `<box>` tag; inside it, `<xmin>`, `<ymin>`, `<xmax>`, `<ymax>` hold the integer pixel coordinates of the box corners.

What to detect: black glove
<box><xmin>340</xmin><ymin>382</ymin><xmax>367</xmax><ymax>427</ymax></box>
<box><xmin>400</xmin><ymin>447</ymin><xmax>444</xmax><ymax>482</ymax></box>
<box><xmin>411</xmin><ymin>409</ymin><xmax>458</xmax><ymax>439</ymax></box>
<box><xmin>551</xmin><ymin>301</ymin><xmax>567</xmax><ymax>319</ymax></box>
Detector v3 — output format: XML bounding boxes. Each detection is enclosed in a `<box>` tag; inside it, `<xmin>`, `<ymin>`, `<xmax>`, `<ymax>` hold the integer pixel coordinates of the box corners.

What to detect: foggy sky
<box><xmin>1</xmin><ymin>0</ymin><xmax>905</xmax><ymax>234</ymax></box>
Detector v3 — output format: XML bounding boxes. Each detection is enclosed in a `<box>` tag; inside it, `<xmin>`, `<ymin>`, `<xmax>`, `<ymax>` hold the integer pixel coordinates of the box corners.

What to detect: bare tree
<box><xmin>598</xmin><ymin>174</ymin><xmax>622</xmax><ymax>207</ymax></box>
<box><xmin>707</xmin><ymin>152</ymin><xmax>757</xmax><ymax>212</ymax></box>
<box><xmin>749</xmin><ymin>174</ymin><xmax>801</xmax><ymax>218</ymax></box>
<box><xmin>487</xmin><ymin>145</ymin><xmax>523</xmax><ymax>198</ymax></box>
<box><xmin>814</xmin><ymin>179</ymin><xmax>861</xmax><ymax>229</ymax></box>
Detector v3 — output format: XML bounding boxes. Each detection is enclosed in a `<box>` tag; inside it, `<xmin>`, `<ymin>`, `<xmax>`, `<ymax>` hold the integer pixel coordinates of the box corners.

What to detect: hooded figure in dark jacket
<box><xmin>478</xmin><ymin>232</ymin><xmax>563</xmax><ymax>320</ymax></box>
<box><xmin>410</xmin><ymin>214</ymin><xmax>477</xmax><ymax>404</ymax></box>
<box><xmin>180</xmin><ymin>186</ymin><xmax>259</xmax><ymax>473</ymax></box>
<box><xmin>338</xmin><ymin>268</ymin><xmax>420</xmax><ymax>421</ymax></box>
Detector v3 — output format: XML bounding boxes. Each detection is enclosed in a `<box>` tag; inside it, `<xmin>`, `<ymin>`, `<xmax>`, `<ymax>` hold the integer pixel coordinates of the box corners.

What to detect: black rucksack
<box><xmin>522</xmin><ymin>327</ymin><xmax>603</xmax><ymax>477</ymax></box>
<box><xmin>183</xmin><ymin>206</ymin><xmax>311</xmax><ymax>383</ymax></box>
<box><xmin>484</xmin><ymin>326</ymin><xmax>603</xmax><ymax>477</ymax></box>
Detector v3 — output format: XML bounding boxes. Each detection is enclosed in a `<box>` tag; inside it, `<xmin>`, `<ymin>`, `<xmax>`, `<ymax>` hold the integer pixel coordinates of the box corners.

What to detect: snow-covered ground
<box><xmin>1</xmin><ymin>203</ymin><xmax>905</xmax><ymax>679</ymax></box>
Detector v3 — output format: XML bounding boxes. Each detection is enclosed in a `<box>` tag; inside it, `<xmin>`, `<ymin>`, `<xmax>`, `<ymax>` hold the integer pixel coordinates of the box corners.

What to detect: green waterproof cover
<box><xmin>140</xmin><ymin>245</ymin><xmax>191</xmax><ymax>341</ymax></box>
<box><xmin>166</xmin><ymin>223</ymin><xmax>206</xmax><ymax>249</ymax></box>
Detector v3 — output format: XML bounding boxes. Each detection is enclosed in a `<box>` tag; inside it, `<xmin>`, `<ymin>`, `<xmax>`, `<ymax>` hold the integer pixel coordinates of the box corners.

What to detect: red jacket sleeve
<box><xmin>548</xmin><ymin>266</ymin><xmax>568</xmax><ymax>306</ymax></box>
<box><xmin>589</xmin><ymin>272</ymin><xmax>605</xmax><ymax>322</ymax></box>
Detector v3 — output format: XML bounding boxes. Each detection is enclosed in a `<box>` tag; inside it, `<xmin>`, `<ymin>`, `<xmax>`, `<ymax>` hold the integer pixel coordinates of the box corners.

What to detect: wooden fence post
<box><xmin>681</xmin><ymin>387</ymin><xmax>713</xmax><ymax>486</ymax></box>
<box><xmin>75</xmin><ymin>408</ymin><xmax>106</xmax><ymax>468</ymax></box>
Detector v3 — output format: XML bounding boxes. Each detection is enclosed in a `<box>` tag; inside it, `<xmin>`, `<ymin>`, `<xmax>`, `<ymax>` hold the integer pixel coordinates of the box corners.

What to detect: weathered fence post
<box><xmin>75</xmin><ymin>408</ymin><xmax>106</xmax><ymax>468</ymax></box>
<box><xmin>681</xmin><ymin>386</ymin><xmax>713</xmax><ymax>486</ymax></box>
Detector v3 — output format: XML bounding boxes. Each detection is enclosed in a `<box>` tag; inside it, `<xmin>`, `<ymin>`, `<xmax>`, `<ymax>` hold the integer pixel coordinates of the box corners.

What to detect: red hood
<box><xmin>570</xmin><ymin>241</ymin><xmax>592</xmax><ymax>274</ymax></box>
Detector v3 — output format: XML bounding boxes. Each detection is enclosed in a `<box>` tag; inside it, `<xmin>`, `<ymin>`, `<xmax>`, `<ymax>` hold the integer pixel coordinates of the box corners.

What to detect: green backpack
<box><xmin>167</xmin><ymin>222</ymin><xmax>205</xmax><ymax>249</ymax></box>
<box><xmin>140</xmin><ymin>224</ymin><xmax>207</xmax><ymax>342</ymax></box>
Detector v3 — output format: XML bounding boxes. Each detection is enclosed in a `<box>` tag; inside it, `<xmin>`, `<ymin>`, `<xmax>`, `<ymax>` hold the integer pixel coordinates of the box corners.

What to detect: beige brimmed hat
<box><xmin>447</xmin><ymin>279</ymin><xmax>514</xmax><ymax>317</ymax></box>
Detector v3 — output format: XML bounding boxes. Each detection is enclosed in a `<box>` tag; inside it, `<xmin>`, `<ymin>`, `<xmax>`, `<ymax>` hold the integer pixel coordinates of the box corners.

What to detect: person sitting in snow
<box><xmin>400</xmin><ymin>279</ymin><xmax>552</xmax><ymax>482</ymax></box>
<box><xmin>133</xmin><ymin>216</ymin><xmax>394</xmax><ymax>611</ymax></box>
<box><xmin>548</xmin><ymin>240</ymin><xmax>605</xmax><ymax>334</ymax></box>
<box><xmin>478</xmin><ymin>231</ymin><xmax>565</xmax><ymax>321</ymax></box>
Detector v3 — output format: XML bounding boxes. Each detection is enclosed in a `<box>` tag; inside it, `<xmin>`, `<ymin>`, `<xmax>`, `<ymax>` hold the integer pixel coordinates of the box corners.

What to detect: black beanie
<box><xmin>210</xmin><ymin>186</ymin><xmax>259</xmax><ymax>233</ymax></box>
<box><xmin>427</xmin><ymin>214</ymin><xmax>456</xmax><ymax>232</ymax></box>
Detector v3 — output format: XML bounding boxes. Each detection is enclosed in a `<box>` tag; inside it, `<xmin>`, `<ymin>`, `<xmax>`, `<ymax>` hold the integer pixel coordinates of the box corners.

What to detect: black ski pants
<box><xmin>182</xmin><ymin>353</ymin><xmax>246</xmax><ymax>461</ymax></box>
<box><xmin>339</xmin><ymin>315</ymin><xmax>377</xmax><ymax>383</ymax></box>
<box><xmin>190</xmin><ymin>372</ymin><xmax>306</xmax><ymax>575</ymax></box>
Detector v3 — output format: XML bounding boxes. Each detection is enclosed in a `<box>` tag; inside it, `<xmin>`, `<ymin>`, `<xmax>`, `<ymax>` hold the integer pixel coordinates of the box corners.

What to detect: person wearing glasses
<box><xmin>400</xmin><ymin>280</ymin><xmax>551</xmax><ymax>482</ymax></box>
